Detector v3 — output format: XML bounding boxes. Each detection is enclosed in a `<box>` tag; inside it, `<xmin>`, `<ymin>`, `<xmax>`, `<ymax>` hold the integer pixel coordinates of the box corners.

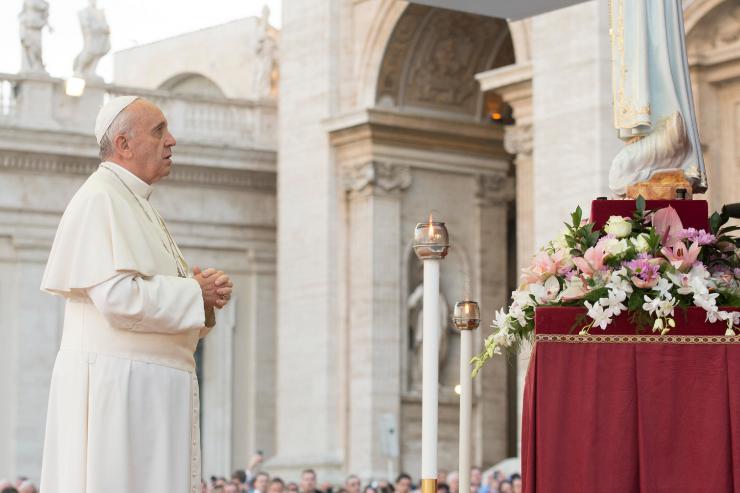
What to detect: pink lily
<box><xmin>521</xmin><ymin>249</ymin><xmax>571</xmax><ymax>284</ymax></box>
<box><xmin>572</xmin><ymin>236</ymin><xmax>609</xmax><ymax>276</ymax></box>
<box><xmin>661</xmin><ymin>241</ymin><xmax>701</xmax><ymax>272</ymax></box>
<box><xmin>652</xmin><ymin>206</ymin><xmax>684</xmax><ymax>247</ymax></box>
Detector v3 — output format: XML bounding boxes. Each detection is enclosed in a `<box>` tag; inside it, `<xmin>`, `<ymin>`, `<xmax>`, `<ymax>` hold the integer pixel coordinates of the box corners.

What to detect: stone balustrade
<box><xmin>0</xmin><ymin>73</ymin><xmax>277</xmax><ymax>150</ymax></box>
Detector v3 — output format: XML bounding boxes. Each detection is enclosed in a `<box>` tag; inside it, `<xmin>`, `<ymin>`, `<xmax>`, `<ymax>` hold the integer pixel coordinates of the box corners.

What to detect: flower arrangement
<box><xmin>472</xmin><ymin>197</ymin><xmax>740</xmax><ymax>376</ymax></box>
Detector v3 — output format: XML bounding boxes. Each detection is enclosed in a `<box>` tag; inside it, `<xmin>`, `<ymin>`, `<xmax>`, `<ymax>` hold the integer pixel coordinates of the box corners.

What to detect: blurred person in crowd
<box><xmin>377</xmin><ymin>479</ymin><xmax>393</xmax><ymax>493</ymax></box>
<box><xmin>362</xmin><ymin>485</ymin><xmax>377</xmax><ymax>493</ymax></box>
<box><xmin>446</xmin><ymin>472</ymin><xmax>459</xmax><ymax>493</ymax></box>
<box><xmin>395</xmin><ymin>473</ymin><xmax>412</xmax><ymax>493</ymax></box>
<box><xmin>320</xmin><ymin>480</ymin><xmax>334</xmax><ymax>493</ymax></box>
<box><xmin>233</xmin><ymin>469</ymin><xmax>248</xmax><ymax>491</ymax></box>
<box><xmin>16</xmin><ymin>482</ymin><xmax>36</xmax><ymax>493</ymax></box>
<box><xmin>470</xmin><ymin>468</ymin><xmax>481</xmax><ymax>493</ymax></box>
<box><xmin>345</xmin><ymin>474</ymin><xmax>361</xmax><ymax>493</ymax></box>
<box><xmin>437</xmin><ymin>483</ymin><xmax>450</xmax><ymax>493</ymax></box>
<box><xmin>226</xmin><ymin>482</ymin><xmax>241</xmax><ymax>493</ymax></box>
<box><xmin>246</xmin><ymin>452</ymin><xmax>265</xmax><ymax>481</ymax></box>
<box><xmin>492</xmin><ymin>472</ymin><xmax>505</xmax><ymax>484</ymax></box>
<box><xmin>436</xmin><ymin>470</ymin><xmax>447</xmax><ymax>486</ymax></box>
<box><xmin>269</xmin><ymin>477</ymin><xmax>286</xmax><ymax>493</ymax></box>
<box><xmin>497</xmin><ymin>481</ymin><xmax>511</xmax><ymax>493</ymax></box>
<box><xmin>300</xmin><ymin>469</ymin><xmax>321</xmax><ymax>493</ymax></box>
<box><xmin>478</xmin><ymin>471</ymin><xmax>499</xmax><ymax>493</ymax></box>
<box><xmin>213</xmin><ymin>476</ymin><xmax>228</xmax><ymax>491</ymax></box>
<box><xmin>253</xmin><ymin>471</ymin><xmax>270</xmax><ymax>493</ymax></box>
<box><xmin>509</xmin><ymin>475</ymin><xmax>521</xmax><ymax>493</ymax></box>
<box><xmin>287</xmin><ymin>482</ymin><xmax>299</xmax><ymax>493</ymax></box>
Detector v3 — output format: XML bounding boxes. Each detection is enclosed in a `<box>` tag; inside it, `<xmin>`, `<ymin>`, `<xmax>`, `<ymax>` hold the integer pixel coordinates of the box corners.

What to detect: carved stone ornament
<box><xmin>376</xmin><ymin>5</ymin><xmax>514</xmax><ymax>117</ymax></box>
<box><xmin>688</xmin><ymin>3</ymin><xmax>740</xmax><ymax>54</ymax></box>
<box><xmin>503</xmin><ymin>124</ymin><xmax>533</xmax><ymax>156</ymax></box>
<box><xmin>476</xmin><ymin>173</ymin><xmax>515</xmax><ymax>205</ymax></box>
<box><xmin>343</xmin><ymin>160</ymin><xmax>411</xmax><ymax>194</ymax></box>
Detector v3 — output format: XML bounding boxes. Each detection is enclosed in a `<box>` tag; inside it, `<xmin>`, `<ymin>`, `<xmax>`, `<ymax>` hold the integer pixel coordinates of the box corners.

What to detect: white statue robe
<box><xmin>609</xmin><ymin>0</ymin><xmax>708</xmax><ymax>195</ymax></box>
<box><xmin>39</xmin><ymin>162</ymin><xmax>213</xmax><ymax>493</ymax></box>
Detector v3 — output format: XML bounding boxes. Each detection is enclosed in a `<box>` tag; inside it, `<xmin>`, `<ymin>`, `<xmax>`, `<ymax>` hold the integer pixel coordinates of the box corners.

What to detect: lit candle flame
<box><xmin>428</xmin><ymin>213</ymin><xmax>434</xmax><ymax>236</ymax></box>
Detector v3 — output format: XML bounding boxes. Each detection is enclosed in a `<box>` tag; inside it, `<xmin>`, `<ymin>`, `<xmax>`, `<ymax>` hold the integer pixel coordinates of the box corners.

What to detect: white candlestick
<box><xmin>458</xmin><ymin>329</ymin><xmax>473</xmax><ymax>493</ymax></box>
<box><xmin>421</xmin><ymin>258</ymin><xmax>440</xmax><ymax>482</ymax></box>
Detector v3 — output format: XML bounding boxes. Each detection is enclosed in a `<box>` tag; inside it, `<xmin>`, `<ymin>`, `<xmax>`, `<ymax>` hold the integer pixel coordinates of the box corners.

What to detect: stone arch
<box><xmin>685</xmin><ymin>0</ymin><xmax>740</xmax><ymax>57</ymax></box>
<box><xmin>684</xmin><ymin>0</ymin><xmax>730</xmax><ymax>36</ymax></box>
<box><xmin>358</xmin><ymin>2</ymin><xmax>520</xmax><ymax>113</ymax></box>
<box><xmin>374</xmin><ymin>4</ymin><xmax>515</xmax><ymax>120</ymax></box>
<box><xmin>158</xmin><ymin>72</ymin><xmax>226</xmax><ymax>98</ymax></box>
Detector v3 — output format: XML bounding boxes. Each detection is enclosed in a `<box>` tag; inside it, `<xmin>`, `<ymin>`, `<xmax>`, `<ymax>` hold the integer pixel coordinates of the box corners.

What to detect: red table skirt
<box><xmin>522</xmin><ymin>307</ymin><xmax>740</xmax><ymax>492</ymax></box>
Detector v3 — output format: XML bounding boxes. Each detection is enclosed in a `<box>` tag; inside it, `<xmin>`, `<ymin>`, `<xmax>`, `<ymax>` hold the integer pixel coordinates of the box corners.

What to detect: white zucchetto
<box><xmin>94</xmin><ymin>95</ymin><xmax>139</xmax><ymax>144</ymax></box>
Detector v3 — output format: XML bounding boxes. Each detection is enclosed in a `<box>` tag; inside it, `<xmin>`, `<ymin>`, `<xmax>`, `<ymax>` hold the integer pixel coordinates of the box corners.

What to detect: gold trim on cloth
<box><xmin>536</xmin><ymin>334</ymin><xmax>740</xmax><ymax>344</ymax></box>
<box><xmin>610</xmin><ymin>0</ymin><xmax>651</xmax><ymax>130</ymax></box>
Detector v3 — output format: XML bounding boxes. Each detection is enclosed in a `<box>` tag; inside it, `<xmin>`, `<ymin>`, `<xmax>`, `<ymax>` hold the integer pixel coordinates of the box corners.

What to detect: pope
<box><xmin>38</xmin><ymin>95</ymin><xmax>233</xmax><ymax>492</ymax></box>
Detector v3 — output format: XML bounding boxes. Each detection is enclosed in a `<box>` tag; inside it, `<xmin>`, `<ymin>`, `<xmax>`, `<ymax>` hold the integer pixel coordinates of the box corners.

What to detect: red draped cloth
<box><xmin>522</xmin><ymin>307</ymin><xmax>740</xmax><ymax>492</ymax></box>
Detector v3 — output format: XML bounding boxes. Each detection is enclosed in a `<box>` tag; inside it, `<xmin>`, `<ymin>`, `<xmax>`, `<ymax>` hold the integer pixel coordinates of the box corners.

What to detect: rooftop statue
<box><xmin>18</xmin><ymin>0</ymin><xmax>50</xmax><ymax>74</ymax></box>
<box><xmin>73</xmin><ymin>0</ymin><xmax>111</xmax><ymax>80</ymax></box>
<box><xmin>609</xmin><ymin>0</ymin><xmax>707</xmax><ymax>199</ymax></box>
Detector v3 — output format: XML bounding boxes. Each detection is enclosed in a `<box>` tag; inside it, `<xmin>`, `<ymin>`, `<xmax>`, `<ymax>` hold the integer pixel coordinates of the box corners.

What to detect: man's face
<box><xmin>300</xmin><ymin>472</ymin><xmax>316</xmax><ymax>492</ymax></box>
<box><xmin>256</xmin><ymin>474</ymin><xmax>270</xmax><ymax>493</ymax></box>
<box><xmin>346</xmin><ymin>477</ymin><xmax>361</xmax><ymax>493</ymax></box>
<box><xmin>470</xmin><ymin>469</ymin><xmax>481</xmax><ymax>487</ymax></box>
<box><xmin>269</xmin><ymin>483</ymin><xmax>285</xmax><ymax>493</ymax></box>
<box><xmin>125</xmin><ymin>100</ymin><xmax>176</xmax><ymax>184</ymax></box>
<box><xmin>395</xmin><ymin>478</ymin><xmax>411</xmax><ymax>493</ymax></box>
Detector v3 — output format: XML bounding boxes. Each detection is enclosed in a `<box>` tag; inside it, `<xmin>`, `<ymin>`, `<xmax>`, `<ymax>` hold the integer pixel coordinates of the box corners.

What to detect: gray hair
<box><xmin>98</xmin><ymin>107</ymin><xmax>134</xmax><ymax>161</ymax></box>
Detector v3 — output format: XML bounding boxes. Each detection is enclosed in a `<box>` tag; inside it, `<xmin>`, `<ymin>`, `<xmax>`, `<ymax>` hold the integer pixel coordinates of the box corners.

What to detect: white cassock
<box><xmin>39</xmin><ymin>161</ymin><xmax>214</xmax><ymax>493</ymax></box>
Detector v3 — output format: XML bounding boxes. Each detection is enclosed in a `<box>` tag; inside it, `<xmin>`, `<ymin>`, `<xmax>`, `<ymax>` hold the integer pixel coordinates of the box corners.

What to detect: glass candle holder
<box><xmin>453</xmin><ymin>300</ymin><xmax>480</xmax><ymax>330</ymax></box>
<box><xmin>413</xmin><ymin>221</ymin><xmax>449</xmax><ymax>260</ymax></box>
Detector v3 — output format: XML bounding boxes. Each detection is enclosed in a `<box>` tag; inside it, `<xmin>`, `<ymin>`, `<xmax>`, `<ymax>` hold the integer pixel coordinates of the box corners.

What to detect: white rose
<box><xmin>604</xmin><ymin>215</ymin><xmax>633</xmax><ymax>238</ymax></box>
<box><xmin>630</xmin><ymin>233</ymin><xmax>650</xmax><ymax>253</ymax></box>
<box><xmin>605</xmin><ymin>238</ymin><xmax>629</xmax><ymax>257</ymax></box>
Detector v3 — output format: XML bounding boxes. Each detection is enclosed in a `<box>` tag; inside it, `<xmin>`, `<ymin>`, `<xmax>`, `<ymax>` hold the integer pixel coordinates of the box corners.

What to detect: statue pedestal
<box><xmin>590</xmin><ymin>199</ymin><xmax>709</xmax><ymax>231</ymax></box>
<box><xmin>522</xmin><ymin>306</ymin><xmax>739</xmax><ymax>492</ymax></box>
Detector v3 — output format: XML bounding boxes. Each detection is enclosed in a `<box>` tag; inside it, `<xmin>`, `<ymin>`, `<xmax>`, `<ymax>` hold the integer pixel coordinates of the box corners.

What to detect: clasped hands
<box><xmin>193</xmin><ymin>266</ymin><xmax>233</xmax><ymax>310</ymax></box>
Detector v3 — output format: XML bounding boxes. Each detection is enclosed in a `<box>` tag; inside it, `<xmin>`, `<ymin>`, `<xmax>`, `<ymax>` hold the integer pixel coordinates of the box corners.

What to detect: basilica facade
<box><xmin>0</xmin><ymin>0</ymin><xmax>737</xmax><ymax>484</ymax></box>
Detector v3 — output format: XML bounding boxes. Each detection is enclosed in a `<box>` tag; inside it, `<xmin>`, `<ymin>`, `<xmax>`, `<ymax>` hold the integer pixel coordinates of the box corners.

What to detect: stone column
<box><xmin>476</xmin><ymin>62</ymin><xmax>534</xmax><ymax>273</ymax></box>
<box><xmin>272</xmin><ymin>0</ymin><xmax>344</xmax><ymax>480</ymax></box>
<box><xmin>341</xmin><ymin>160</ymin><xmax>410</xmax><ymax>479</ymax></box>
<box><xmin>476</xmin><ymin>63</ymin><xmax>534</xmax><ymax>459</ymax></box>
<box><xmin>473</xmin><ymin>174</ymin><xmax>516</xmax><ymax>465</ymax></box>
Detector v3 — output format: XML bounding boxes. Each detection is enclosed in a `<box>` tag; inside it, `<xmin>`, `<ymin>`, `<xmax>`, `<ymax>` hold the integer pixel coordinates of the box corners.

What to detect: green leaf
<box><xmin>635</xmin><ymin>195</ymin><xmax>646</xmax><ymax>214</ymax></box>
<box><xmin>709</xmin><ymin>212</ymin><xmax>723</xmax><ymax>235</ymax></box>
<box><xmin>571</xmin><ymin>206</ymin><xmax>582</xmax><ymax>228</ymax></box>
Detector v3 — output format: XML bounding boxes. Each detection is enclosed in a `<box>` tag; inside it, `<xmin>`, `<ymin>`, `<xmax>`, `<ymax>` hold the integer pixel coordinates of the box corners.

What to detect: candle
<box><xmin>453</xmin><ymin>300</ymin><xmax>480</xmax><ymax>493</ymax></box>
<box><xmin>413</xmin><ymin>218</ymin><xmax>450</xmax><ymax>493</ymax></box>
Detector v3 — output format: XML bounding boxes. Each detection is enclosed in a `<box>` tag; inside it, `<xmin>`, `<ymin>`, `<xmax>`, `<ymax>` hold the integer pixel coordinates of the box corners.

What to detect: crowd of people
<box><xmin>0</xmin><ymin>477</ymin><xmax>37</xmax><ymax>493</ymax></box>
<box><xmin>202</xmin><ymin>457</ymin><xmax>522</xmax><ymax>493</ymax></box>
<box><xmin>0</xmin><ymin>459</ymin><xmax>521</xmax><ymax>493</ymax></box>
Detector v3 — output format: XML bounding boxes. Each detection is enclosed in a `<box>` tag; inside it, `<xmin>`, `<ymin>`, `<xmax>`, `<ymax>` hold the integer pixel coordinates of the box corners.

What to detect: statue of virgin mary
<box><xmin>609</xmin><ymin>0</ymin><xmax>708</xmax><ymax>197</ymax></box>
